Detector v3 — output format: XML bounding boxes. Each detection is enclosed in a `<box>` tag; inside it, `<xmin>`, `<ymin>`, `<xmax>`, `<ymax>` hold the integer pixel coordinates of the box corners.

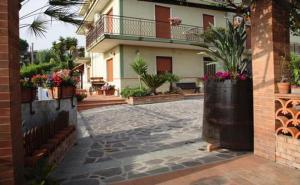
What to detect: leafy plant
<box><xmin>46</xmin><ymin>69</ymin><xmax>79</xmax><ymax>88</ymax></box>
<box><xmin>279</xmin><ymin>55</ymin><xmax>289</xmax><ymax>83</ymax></box>
<box><xmin>76</xmin><ymin>93</ymin><xmax>87</xmax><ymax>102</ymax></box>
<box><xmin>290</xmin><ymin>53</ymin><xmax>300</xmax><ymax>86</ymax></box>
<box><xmin>20</xmin><ymin>78</ymin><xmax>36</xmax><ymax>89</ymax></box>
<box><xmin>101</xmin><ymin>83</ymin><xmax>115</xmax><ymax>90</ymax></box>
<box><xmin>32</xmin><ymin>74</ymin><xmax>48</xmax><ymax>87</ymax></box>
<box><xmin>141</xmin><ymin>74</ymin><xmax>167</xmax><ymax>94</ymax></box>
<box><xmin>164</xmin><ymin>73</ymin><xmax>180</xmax><ymax>92</ymax></box>
<box><xmin>197</xmin><ymin>20</ymin><xmax>250</xmax><ymax>79</ymax></box>
<box><xmin>121</xmin><ymin>87</ymin><xmax>150</xmax><ymax>98</ymax></box>
<box><xmin>25</xmin><ymin>159</ymin><xmax>59</xmax><ymax>185</ymax></box>
<box><xmin>131</xmin><ymin>56</ymin><xmax>148</xmax><ymax>90</ymax></box>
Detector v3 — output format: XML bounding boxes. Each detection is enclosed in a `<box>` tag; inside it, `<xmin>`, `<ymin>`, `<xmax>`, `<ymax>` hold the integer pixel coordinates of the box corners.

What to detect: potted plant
<box><xmin>101</xmin><ymin>83</ymin><xmax>115</xmax><ymax>96</ymax></box>
<box><xmin>21</xmin><ymin>78</ymin><xmax>37</xmax><ymax>103</ymax></box>
<box><xmin>290</xmin><ymin>53</ymin><xmax>300</xmax><ymax>94</ymax></box>
<box><xmin>46</xmin><ymin>69</ymin><xmax>78</xmax><ymax>99</ymax></box>
<box><xmin>164</xmin><ymin>73</ymin><xmax>180</xmax><ymax>92</ymax></box>
<box><xmin>277</xmin><ymin>55</ymin><xmax>290</xmax><ymax>94</ymax></box>
<box><xmin>169</xmin><ymin>17</ymin><xmax>182</xmax><ymax>26</ymax></box>
<box><xmin>197</xmin><ymin>20</ymin><xmax>253</xmax><ymax>150</ymax></box>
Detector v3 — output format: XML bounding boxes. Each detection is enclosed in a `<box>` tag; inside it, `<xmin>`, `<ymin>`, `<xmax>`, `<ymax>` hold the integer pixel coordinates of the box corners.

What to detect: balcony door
<box><xmin>106</xmin><ymin>58</ymin><xmax>113</xmax><ymax>82</ymax></box>
<box><xmin>203</xmin><ymin>14</ymin><xmax>214</xmax><ymax>31</ymax></box>
<box><xmin>155</xmin><ymin>5</ymin><xmax>171</xmax><ymax>39</ymax></box>
<box><xmin>107</xmin><ymin>8</ymin><xmax>113</xmax><ymax>33</ymax></box>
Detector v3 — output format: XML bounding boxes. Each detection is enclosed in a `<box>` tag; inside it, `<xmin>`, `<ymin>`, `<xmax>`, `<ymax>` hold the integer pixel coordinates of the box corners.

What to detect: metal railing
<box><xmin>86</xmin><ymin>15</ymin><xmax>204</xmax><ymax>48</ymax></box>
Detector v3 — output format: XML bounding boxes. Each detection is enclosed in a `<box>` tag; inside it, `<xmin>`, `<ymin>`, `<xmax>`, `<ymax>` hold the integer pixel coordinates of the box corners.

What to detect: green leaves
<box><xmin>20</xmin><ymin>0</ymin><xmax>85</xmax><ymax>37</ymax></box>
<box><xmin>27</xmin><ymin>18</ymin><xmax>48</xmax><ymax>38</ymax></box>
<box><xmin>131</xmin><ymin>56</ymin><xmax>148</xmax><ymax>76</ymax></box>
<box><xmin>290</xmin><ymin>53</ymin><xmax>300</xmax><ymax>86</ymax></box>
<box><xmin>196</xmin><ymin>20</ymin><xmax>250</xmax><ymax>78</ymax></box>
<box><xmin>141</xmin><ymin>73</ymin><xmax>167</xmax><ymax>94</ymax></box>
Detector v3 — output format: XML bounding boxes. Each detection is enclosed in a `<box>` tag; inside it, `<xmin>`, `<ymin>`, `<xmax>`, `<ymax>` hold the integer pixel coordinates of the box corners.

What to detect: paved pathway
<box><xmin>52</xmin><ymin>99</ymin><xmax>247</xmax><ymax>185</ymax></box>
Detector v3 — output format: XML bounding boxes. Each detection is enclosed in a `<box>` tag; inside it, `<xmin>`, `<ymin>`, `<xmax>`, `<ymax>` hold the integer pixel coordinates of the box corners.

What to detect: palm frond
<box><xmin>45</xmin><ymin>6</ymin><xmax>82</xmax><ymax>25</ymax></box>
<box><xmin>27</xmin><ymin>18</ymin><xmax>48</xmax><ymax>38</ymax></box>
<box><xmin>49</xmin><ymin>0</ymin><xmax>85</xmax><ymax>6</ymax></box>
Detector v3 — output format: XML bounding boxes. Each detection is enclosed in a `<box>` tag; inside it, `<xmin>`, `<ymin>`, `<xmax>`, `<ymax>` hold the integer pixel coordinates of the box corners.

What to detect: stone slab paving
<box><xmin>52</xmin><ymin>99</ymin><xmax>247</xmax><ymax>185</ymax></box>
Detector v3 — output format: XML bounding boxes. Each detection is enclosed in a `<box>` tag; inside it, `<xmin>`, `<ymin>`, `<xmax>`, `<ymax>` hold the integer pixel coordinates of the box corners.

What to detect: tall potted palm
<box><xmin>197</xmin><ymin>20</ymin><xmax>253</xmax><ymax>150</ymax></box>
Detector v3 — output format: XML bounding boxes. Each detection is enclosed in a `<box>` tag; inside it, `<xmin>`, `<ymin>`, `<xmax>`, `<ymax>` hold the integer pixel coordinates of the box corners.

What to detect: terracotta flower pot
<box><xmin>97</xmin><ymin>89</ymin><xmax>104</xmax><ymax>95</ymax></box>
<box><xmin>104</xmin><ymin>89</ymin><xmax>115</xmax><ymax>96</ymax></box>
<box><xmin>48</xmin><ymin>86</ymin><xmax>75</xmax><ymax>99</ymax></box>
<box><xmin>277</xmin><ymin>82</ymin><xmax>290</xmax><ymax>94</ymax></box>
<box><xmin>291</xmin><ymin>85</ymin><xmax>300</xmax><ymax>94</ymax></box>
<box><xmin>21</xmin><ymin>88</ymin><xmax>36</xmax><ymax>103</ymax></box>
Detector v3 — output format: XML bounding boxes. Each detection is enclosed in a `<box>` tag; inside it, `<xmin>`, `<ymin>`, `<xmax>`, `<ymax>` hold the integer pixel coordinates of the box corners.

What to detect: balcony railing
<box><xmin>86</xmin><ymin>15</ymin><xmax>204</xmax><ymax>48</ymax></box>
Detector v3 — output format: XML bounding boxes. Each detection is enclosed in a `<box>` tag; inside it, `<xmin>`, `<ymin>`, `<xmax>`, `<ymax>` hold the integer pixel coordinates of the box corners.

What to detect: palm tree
<box><xmin>164</xmin><ymin>73</ymin><xmax>180</xmax><ymax>92</ymax></box>
<box><xmin>196</xmin><ymin>20</ymin><xmax>249</xmax><ymax>78</ymax></box>
<box><xmin>19</xmin><ymin>0</ymin><xmax>85</xmax><ymax>37</ymax></box>
<box><xmin>131</xmin><ymin>56</ymin><xmax>148</xmax><ymax>90</ymax></box>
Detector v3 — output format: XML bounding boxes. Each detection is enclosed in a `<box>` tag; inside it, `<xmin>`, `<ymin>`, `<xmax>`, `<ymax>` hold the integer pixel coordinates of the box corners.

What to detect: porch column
<box><xmin>251</xmin><ymin>0</ymin><xmax>290</xmax><ymax>160</ymax></box>
<box><xmin>0</xmin><ymin>0</ymin><xmax>24</xmax><ymax>184</ymax></box>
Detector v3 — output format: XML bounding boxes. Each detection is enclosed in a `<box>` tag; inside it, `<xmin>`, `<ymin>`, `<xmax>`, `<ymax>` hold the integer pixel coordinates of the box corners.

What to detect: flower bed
<box><xmin>126</xmin><ymin>94</ymin><xmax>184</xmax><ymax>105</ymax></box>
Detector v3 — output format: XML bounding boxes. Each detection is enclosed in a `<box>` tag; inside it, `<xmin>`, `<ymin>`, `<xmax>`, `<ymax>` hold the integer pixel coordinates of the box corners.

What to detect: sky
<box><xmin>19</xmin><ymin>0</ymin><xmax>85</xmax><ymax>50</ymax></box>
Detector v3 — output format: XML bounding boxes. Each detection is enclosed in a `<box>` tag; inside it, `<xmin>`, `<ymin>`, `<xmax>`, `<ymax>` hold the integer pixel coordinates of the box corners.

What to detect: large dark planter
<box><xmin>203</xmin><ymin>79</ymin><xmax>253</xmax><ymax>150</ymax></box>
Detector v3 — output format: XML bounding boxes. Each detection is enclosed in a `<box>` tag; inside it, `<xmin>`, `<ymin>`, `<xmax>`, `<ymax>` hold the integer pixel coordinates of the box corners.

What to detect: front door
<box><xmin>156</xmin><ymin>57</ymin><xmax>172</xmax><ymax>75</ymax></box>
<box><xmin>106</xmin><ymin>58</ymin><xmax>113</xmax><ymax>82</ymax></box>
<box><xmin>203</xmin><ymin>14</ymin><xmax>214</xmax><ymax>31</ymax></box>
<box><xmin>155</xmin><ymin>5</ymin><xmax>171</xmax><ymax>39</ymax></box>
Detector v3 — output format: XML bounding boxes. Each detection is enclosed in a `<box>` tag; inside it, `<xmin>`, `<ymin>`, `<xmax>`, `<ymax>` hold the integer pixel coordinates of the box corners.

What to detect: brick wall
<box><xmin>276</xmin><ymin>135</ymin><xmax>300</xmax><ymax>169</ymax></box>
<box><xmin>251</xmin><ymin>0</ymin><xmax>290</xmax><ymax>160</ymax></box>
<box><xmin>0</xmin><ymin>0</ymin><xmax>24</xmax><ymax>184</ymax></box>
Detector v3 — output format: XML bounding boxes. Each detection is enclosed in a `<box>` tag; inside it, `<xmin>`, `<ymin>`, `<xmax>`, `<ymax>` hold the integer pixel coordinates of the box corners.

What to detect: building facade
<box><xmin>77</xmin><ymin>0</ymin><xmax>300</xmax><ymax>95</ymax></box>
<box><xmin>76</xmin><ymin>0</ymin><xmax>239</xmax><ymax>94</ymax></box>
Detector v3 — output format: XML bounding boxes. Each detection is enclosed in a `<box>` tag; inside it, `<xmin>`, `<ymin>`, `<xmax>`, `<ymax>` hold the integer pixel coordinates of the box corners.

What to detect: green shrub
<box><xmin>121</xmin><ymin>87</ymin><xmax>150</xmax><ymax>98</ymax></box>
<box><xmin>20</xmin><ymin>62</ymin><xmax>57</xmax><ymax>78</ymax></box>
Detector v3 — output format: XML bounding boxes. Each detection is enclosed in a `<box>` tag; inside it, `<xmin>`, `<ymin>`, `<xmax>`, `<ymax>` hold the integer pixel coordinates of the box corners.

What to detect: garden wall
<box><xmin>22</xmin><ymin>98</ymin><xmax>77</xmax><ymax>131</ymax></box>
<box><xmin>276</xmin><ymin>135</ymin><xmax>300</xmax><ymax>169</ymax></box>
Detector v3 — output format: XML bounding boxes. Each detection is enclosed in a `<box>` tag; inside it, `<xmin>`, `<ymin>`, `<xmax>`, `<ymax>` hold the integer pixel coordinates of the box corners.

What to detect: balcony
<box><xmin>86</xmin><ymin>15</ymin><xmax>204</xmax><ymax>51</ymax></box>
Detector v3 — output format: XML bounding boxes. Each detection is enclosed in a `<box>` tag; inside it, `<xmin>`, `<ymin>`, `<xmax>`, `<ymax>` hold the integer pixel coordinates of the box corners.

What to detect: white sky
<box><xmin>19</xmin><ymin>0</ymin><xmax>85</xmax><ymax>50</ymax></box>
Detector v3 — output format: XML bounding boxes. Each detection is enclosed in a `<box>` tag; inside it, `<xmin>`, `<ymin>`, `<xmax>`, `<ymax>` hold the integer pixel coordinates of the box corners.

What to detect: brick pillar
<box><xmin>0</xmin><ymin>0</ymin><xmax>24</xmax><ymax>184</ymax></box>
<box><xmin>251</xmin><ymin>0</ymin><xmax>290</xmax><ymax>160</ymax></box>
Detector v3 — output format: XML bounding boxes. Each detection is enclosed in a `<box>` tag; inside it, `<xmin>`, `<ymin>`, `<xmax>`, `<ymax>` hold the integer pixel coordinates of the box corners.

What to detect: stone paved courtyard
<box><xmin>52</xmin><ymin>98</ymin><xmax>247</xmax><ymax>185</ymax></box>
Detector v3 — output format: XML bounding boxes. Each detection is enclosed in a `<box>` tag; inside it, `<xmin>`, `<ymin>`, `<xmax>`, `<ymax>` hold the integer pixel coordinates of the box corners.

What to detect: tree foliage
<box><xmin>205</xmin><ymin>0</ymin><xmax>300</xmax><ymax>36</ymax></box>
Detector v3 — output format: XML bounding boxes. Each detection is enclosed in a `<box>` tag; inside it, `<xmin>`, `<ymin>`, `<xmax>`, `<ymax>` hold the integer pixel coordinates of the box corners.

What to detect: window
<box><xmin>204</xmin><ymin>57</ymin><xmax>216</xmax><ymax>76</ymax></box>
<box><xmin>156</xmin><ymin>56</ymin><xmax>172</xmax><ymax>75</ymax></box>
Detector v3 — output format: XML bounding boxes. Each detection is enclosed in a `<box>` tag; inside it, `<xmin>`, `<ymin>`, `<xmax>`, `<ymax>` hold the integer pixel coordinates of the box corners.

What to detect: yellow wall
<box><xmin>122</xmin><ymin>0</ymin><xmax>228</xmax><ymax>28</ymax></box>
<box><xmin>121</xmin><ymin>45</ymin><xmax>204</xmax><ymax>91</ymax></box>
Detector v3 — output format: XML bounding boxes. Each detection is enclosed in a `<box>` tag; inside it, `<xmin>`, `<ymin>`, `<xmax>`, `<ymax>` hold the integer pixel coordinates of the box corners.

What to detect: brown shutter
<box><xmin>107</xmin><ymin>8</ymin><xmax>113</xmax><ymax>33</ymax></box>
<box><xmin>155</xmin><ymin>5</ymin><xmax>171</xmax><ymax>39</ymax></box>
<box><xmin>203</xmin><ymin>14</ymin><xmax>214</xmax><ymax>31</ymax></box>
<box><xmin>156</xmin><ymin>57</ymin><xmax>172</xmax><ymax>75</ymax></box>
<box><xmin>106</xmin><ymin>58</ymin><xmax>113</xmax><ymax>82</ymax></box>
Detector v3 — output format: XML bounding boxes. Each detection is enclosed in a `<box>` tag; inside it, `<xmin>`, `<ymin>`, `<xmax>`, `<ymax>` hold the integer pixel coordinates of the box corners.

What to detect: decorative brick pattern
<box><xmin>0</xmin><ymin>0</ymin><xmax>24</xmax><ymax>184</ymax></box>
<box><xmin>251</xmin><ymin>0</ymin><xmax>290</xmax><ymax>161</ymax></box>
<box><xmin>126</xmin><ymin>94</ymin><xmax>184</xmax><ymax>105</ymax></box>
<box><xmin>275</xmin><ymin>94</ymin><xmax>300</xmax><ymax>169</ymax></box>
<box><xmin>275</xmin><ymin>95</ymin><xmax>300</xmax><ymax>139</ymax></box>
